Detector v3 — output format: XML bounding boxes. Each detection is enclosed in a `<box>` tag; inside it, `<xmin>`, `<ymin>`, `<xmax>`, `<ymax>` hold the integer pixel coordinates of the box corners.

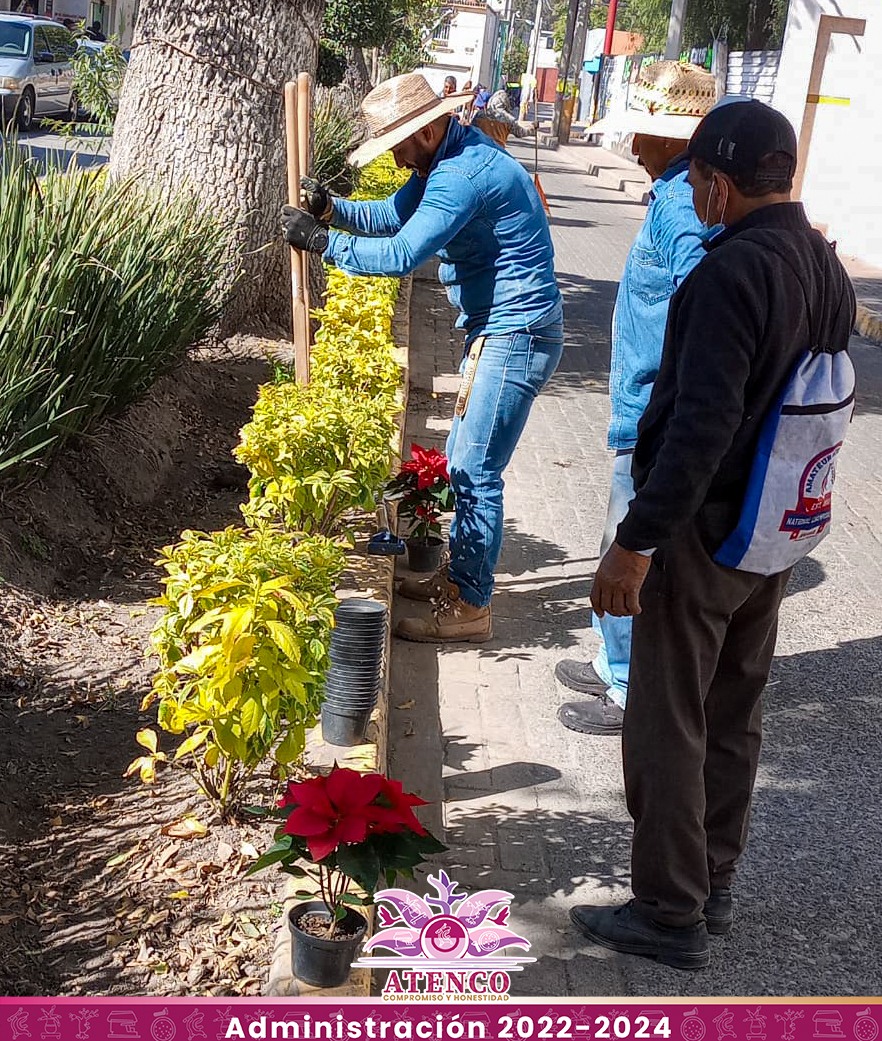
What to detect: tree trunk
<box><xmin>343</xmin><ymin>46</ymin><xmax>373</xmax><ymax>100</ymax></box>
<box><xmin>110</xmin><ymin>0</ymin><xmax>323</xmax><ymax>333</ymax></box>
<box><xmin>746</xmin><ymin>0</ymin><xmax>775</xmax><ymax>49</ymax></box>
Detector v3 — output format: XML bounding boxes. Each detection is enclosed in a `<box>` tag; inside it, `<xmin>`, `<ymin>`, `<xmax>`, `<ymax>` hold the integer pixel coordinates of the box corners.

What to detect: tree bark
<box><xmin>110</xmin><ymin>0</ymin><xmax>323</xmax><ymax>333</ymax></box>
<box><xmin>343</xmin><ymin>46</ymin><xmax>373</xmax><ymax>100</ymax></box>
<box><xmin>746</xmin><ymin>0</ymin><xmax>775</xmax><ymax>49</ymax></box>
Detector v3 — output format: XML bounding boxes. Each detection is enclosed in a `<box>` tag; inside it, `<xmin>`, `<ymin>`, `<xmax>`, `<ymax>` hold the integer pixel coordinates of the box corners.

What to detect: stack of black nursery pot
<box><xmin>321</xmin><ymin>599</ymin><xmax>387</xmax><ymax>746</ymax></box>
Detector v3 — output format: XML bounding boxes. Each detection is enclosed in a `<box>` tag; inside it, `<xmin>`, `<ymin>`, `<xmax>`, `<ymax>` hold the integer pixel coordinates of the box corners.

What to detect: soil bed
<box><xmin>0</xmin><ymin>335</ymin><xmax>294</xmax><ymax>997</ymax></box>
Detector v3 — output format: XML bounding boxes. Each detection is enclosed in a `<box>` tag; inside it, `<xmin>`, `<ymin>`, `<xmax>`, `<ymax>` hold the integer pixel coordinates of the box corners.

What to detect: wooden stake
<box><xmin>297</xmin><ymin>72</ymin><xmax>312</xmax><ymax>326</ymax></box>
<box><xmin>284</xmin><ymin>79</ymin><xmax>310</xmax><ymax>384</ymax></box>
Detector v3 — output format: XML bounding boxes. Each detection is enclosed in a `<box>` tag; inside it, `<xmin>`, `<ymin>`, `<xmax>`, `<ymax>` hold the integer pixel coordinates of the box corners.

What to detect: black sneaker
<box><xmin>704</xmin><ymin>888</ymin><xmax>733</xmax><ymax>935</ymax></box>
<box><xmin>558</xmin><ymin>696</ymin><xmax>624</xmax><ymax>735</ymax></box>
<box><xmin>570</xmin><ymin>900</ymin><xmax>709</xmax><ymax>971</ymax></box>
<box><xmin>554</xmin><ymin>658</ymin><xmax>608</xmax><ymax>695</ymax></box>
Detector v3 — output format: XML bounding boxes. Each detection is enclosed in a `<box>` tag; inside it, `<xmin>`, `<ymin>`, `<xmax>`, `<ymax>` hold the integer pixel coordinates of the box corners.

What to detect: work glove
<box><xmin>300</xmin><ymin>176</ymin><xmax>334</xmax><ymax>222</ymax></box>
<box><xmin>281</xmin><ymin>206</ymin><xmax>330</xmax><ymax>254</ymax></box>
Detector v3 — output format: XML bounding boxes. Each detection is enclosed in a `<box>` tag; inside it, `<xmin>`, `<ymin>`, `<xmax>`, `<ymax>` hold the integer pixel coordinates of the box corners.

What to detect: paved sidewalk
<box><xmin>387</xmin><ymin>139</ymin><xmax>882</xmax><ymax>996</ymax></box>
<box><xmin>554</xmin><ymin>138</ymin><xmax>882</xmax><ymax>345</ymax></box>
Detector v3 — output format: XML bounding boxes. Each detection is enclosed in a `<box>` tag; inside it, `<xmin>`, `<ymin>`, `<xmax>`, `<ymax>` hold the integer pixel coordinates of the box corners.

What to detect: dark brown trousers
<box><xmin>623</xmin><ymin>521</ymin><xmax>791</xmax><ymax>927</ymax></box>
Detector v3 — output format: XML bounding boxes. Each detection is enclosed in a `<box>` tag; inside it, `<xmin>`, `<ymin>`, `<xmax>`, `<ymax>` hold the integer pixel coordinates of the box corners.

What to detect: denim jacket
<box><xmin>608</xmin><ymin>161</ymin><xmax>705</xmax><ymax>450</ymax></box>
<box><xmin>327</xmin><ymin>119</ymin><xmax>562</xmax><ymax>338</ymax></box>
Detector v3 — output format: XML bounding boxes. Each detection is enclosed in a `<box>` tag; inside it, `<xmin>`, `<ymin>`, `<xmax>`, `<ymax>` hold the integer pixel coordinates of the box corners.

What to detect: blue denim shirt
<box><xmin>327</xmin><ymin>119</ymin><xmax>562</xmax><ymax>338</ymax></box>
<box><xmin>608</xmin><ymin>161</ymin><xmax>705</xmax><ymax>450</ymax></box>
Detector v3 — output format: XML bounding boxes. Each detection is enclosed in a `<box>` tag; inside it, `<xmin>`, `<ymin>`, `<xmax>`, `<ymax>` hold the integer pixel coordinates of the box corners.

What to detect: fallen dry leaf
<box><xmin>156</xmin><ymin>846</ymin><xmax>178</xmax><ymax>870</ymax></box>
<box><xmin>396</xmin><ymin>699</ymin><xmax>416</xmax><ymax>710</ymax></box>
<box><xmin>239</xmin><ymin>841</ymin><xmax>259</xmax><ymax>861</ymax></box>
<box><xmin>161</xmin><ymin>814</ymin><xmax>208</xmax><ymax>840</ymax></box>
<box><xmin>106</xmin><ymin>844</ymin><xmax>142</xmax><ymax>869</ymax></box>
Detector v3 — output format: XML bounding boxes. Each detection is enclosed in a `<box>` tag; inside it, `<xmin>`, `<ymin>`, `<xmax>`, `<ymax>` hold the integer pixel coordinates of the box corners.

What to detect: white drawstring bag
<box><xmin>714</xmin><ymin>347</ymin><xmax>855</xmax><ymax>576</ymax></box>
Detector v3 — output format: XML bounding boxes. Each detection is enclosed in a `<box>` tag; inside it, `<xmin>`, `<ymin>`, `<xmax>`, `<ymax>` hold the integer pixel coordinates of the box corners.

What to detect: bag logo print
<box><xmin>779</xmin><ymin>442</ymin><xmax>842</xmax><ymax>541</ymax></box>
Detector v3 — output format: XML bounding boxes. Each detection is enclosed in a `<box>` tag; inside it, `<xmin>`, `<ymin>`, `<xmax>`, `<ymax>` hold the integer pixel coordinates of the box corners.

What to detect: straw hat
<box><xmin>588</xmin><ymin>61</ymin><xmax>717</xmax><ymax>139</ymax></box>
<box><xmin>349</xmin><ymin>73</ymin><xmax>473</xmax><ymax>168</ymax></box>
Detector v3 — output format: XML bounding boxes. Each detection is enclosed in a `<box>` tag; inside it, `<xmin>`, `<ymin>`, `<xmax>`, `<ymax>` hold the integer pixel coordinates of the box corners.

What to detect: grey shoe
<box><xmin>554</xmin><ymin>658</ymin><xmax>608</xmax><ymax>695</ymax></box>
<box><xmin>558</xmin><ymin>696</ymin><xmax>624</xmax><ymax>735</ymax></box>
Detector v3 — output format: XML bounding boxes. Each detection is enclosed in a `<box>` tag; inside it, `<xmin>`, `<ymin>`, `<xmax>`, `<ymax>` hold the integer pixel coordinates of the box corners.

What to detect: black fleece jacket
<box><xmin>616</xmin><ymin>202</ymin><xmax>856</xmax><ymax>554</ymax></box>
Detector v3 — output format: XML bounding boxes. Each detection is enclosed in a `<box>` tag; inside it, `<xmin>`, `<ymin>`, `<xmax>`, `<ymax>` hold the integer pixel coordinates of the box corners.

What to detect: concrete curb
<box><xmin>855</xmin><ymin>302</ymin><xmax>882</xmax><ymax>345</ymax></box>
<box><xmin>263</xmin><ymin>276</ymin><xmax>412</xmax><ymax>998</ymax></box>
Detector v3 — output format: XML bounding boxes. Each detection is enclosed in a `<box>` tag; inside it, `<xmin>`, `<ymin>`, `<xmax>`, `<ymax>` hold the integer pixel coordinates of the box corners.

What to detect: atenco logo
<box><xmin>348</xmin><ymin>871</ymin><xmax>535</xmax><ymax>999</ymax></box>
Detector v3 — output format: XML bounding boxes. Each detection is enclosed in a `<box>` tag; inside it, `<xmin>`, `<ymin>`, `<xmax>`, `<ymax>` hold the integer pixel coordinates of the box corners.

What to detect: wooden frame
<box><xmin>793</xmin><ymin>14</ymin><xmax>866</xmax><ymax>200</ymax></box>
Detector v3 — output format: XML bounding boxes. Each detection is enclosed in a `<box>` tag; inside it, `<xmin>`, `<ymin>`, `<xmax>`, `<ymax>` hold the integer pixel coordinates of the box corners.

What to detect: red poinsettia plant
<box><xmin>247</xmin><ymin>766</ymin><xmax>445</xmax><ymax>937</ymax></box>
<box><xmin>385</xmin><ymin>443</ymin><xmax>455</xmax><ymax>540</ymax></box>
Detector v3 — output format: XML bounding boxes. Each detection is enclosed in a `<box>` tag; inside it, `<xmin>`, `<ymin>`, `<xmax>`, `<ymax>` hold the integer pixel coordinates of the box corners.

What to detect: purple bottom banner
<box><xmin>1</xmin><ymin>999</ymin><xmax>880</xmax><ymax>1041</ymax></box>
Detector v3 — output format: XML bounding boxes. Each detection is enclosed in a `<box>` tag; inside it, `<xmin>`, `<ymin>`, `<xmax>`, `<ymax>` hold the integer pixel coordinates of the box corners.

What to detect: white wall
<box><xmin>773</xmin><ymin>0</ymin><xmax>882</xmax><ymax>266</ymax></box>
<box><xmin>726</xmin><ymin>49</ymin><xmax>780</xmax><ymax>103</ymax></box>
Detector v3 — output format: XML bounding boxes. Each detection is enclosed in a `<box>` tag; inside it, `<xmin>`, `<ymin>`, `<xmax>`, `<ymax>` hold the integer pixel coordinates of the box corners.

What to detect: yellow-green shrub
<box><xmin>309</xmin><ymin>269</ymin><xmax>402</xmax><ymax>399</ymax></box>
<box><xmin>141</xmin><ymin>526</ymin><xmax>345</xmax><ymax>817</ymax></box>
<box><xmin>354</xmin><ymin>153</ymin><xmax>410</xmax><ymax>201</ymax></box>
<box><xmin>235</xmin><ymin>382</ymin><xmax>399</xmax><ymax>535</ymax></box>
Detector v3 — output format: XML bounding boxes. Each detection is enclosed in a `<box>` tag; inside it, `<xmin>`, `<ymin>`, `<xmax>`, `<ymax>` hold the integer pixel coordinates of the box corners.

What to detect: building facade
<box><xmin>1</xmin><ymin>0</ymin><xmax>138</xmax><ymax>48</ymax></box>
<box><xmin>419</xmin><ymin>1</ymin><xmax>501</xmax><ymax>94</ymax></box>
<box><xmin>773</xmin><ymin>0</ymin><xmax>881</xmax><ymax>266</ymax></box>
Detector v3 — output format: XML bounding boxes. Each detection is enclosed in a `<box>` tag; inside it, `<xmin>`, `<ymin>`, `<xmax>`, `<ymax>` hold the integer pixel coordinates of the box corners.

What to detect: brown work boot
<box><xmin>397</xmin><ymin>564</ymin><xmax>455</xmax><ymax>602</ymax></box>
<box><xmin>395</xmin><ymin>589</ymin><xmax>492</xmax><ymax>644</ymax></box>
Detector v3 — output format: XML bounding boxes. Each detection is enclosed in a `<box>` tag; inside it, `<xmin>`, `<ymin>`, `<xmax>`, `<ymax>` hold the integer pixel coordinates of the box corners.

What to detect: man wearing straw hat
<box><xmin>553</xmin><ymin>61</ymin><xmax>717</xmax><ymax>735</ymax></box>
<box><xmin>282</xmin><ymin>72</ymin><xmax>563</xmax><ymax>644</ymax></box>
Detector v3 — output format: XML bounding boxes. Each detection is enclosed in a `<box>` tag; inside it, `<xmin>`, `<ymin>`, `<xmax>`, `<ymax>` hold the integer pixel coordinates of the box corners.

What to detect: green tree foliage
<box><xmin>323</xmin><ymin>0</ymin><xmax>399</xmax><ymax>47</ymax></box>
<box><xmin>502</xmin><ymin>37</ymin><xmax>530</xmax><ymax>81</ymax></box>
<box><xmin>566</xmin><ymin>0</ymin><xmax>787</xmax><ymax>55</ymax></box>
<box><xmin>322</xmin><ymin>0</ymin><xmax>435</xmax><ymax>79</ymax></box>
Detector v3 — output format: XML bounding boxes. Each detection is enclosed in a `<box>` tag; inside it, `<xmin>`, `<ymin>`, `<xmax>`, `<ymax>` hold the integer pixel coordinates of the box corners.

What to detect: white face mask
<box><xmin>699</xmin><ymin>174</ymin><xmax>728</xmax><ymax>241</ymax></box>
<box><xmin>704</xmin><ymin>175</ymin><xmax>729</xmax><ymax>229</ymax></box>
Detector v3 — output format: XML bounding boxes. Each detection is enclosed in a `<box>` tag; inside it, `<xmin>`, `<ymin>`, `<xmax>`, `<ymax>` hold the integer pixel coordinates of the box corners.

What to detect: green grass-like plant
<box><xmin>0</xmin><ymin>145</ymin><xmax>231</xmax><ymax>478</ymax></box>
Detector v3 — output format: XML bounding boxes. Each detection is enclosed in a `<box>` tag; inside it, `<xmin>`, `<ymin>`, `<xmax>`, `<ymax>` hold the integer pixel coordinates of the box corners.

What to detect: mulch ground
<box><xmin>0</xmin><ymin>335</ymin><xmax>298</xmax><ymax>996</ymax></box>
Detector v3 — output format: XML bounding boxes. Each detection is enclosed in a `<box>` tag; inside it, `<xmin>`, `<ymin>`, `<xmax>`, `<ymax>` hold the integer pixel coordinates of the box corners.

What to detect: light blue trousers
<box><xmin>591</xmin><ymin>451</ymin><xmax>637</xmax><ymax>708</ymax></box>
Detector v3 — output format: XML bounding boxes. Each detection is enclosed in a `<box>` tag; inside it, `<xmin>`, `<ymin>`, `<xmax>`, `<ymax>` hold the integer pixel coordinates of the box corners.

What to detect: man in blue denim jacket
<box><xmin>554</xmin><ymin>62</ymin><xmax>715</xmax><ymax>734</ymax></box>
<box><xmin>283</xmin><ymin>73</ymin><xmax>563</xmax><ymax>643</ymax></box>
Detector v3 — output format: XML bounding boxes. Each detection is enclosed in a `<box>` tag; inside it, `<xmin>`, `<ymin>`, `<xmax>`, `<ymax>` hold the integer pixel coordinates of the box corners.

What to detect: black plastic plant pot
<box><xmin>406</xmin><ymin>535</ymin><xmax>445</xmax><ymax>573</ymax></box>
<box><xmin>321</xmin><ymin>703</ymin><xmax>373</xmax><ymax>747</ymax></box>
<box><xmin>323</xmin><ymin>689</ymin><xmax>380</xmax><ymax>707</ymax></box>
<box><xmin>335</xmin><ymin>599</ymin><xmax>387</xmax><ymax>625</ymax></box>
<box><xmin>325</xmin><ymin>664</ymin><xmax>382</xmax><ymax>686</ymax></box>
<box><xmin>288</xmin><ymin>900</ymin><xmax>367</xmax><ymax>988</ymax></box>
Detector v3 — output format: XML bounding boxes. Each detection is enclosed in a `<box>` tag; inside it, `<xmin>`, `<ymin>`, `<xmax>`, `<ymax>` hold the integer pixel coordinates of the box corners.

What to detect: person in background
<box><xmin>482</xmin><ymin>88</ymin><xmax>531</xmax><ymax>139</ymax></box>
<box><xmin>86</xmin><ymin>20</ymin><xmax>106</xmax><ymax>40</ymax></box>
<box><xmin>282</xmin><ymin>73</ymin><xmax>563</xmax><ymax>644</ymax></box>
<box><xmin>471</xmin><ymin>84</ymin><xmax>492</xmax><ymax>118</ymax></box>
<box><xmin>442</xmin><ymin>76</ymin><xmax>458</xmax><ymax>98</ymax></box>
<box><xmin>554</xmin><ymin>62</ymin><xmax>717</xmax><ymax>735</ymax></box>
<box><xmin>570</xmin><ymin>100</ymin><xmax>855</xmax><ymax>971</ymax></box>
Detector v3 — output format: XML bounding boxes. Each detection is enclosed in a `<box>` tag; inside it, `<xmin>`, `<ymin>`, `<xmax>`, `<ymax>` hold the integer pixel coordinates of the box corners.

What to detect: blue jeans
<box><xmin>591</xmin><ymin>451</ymin><xmax>637</xmax><ymax>708</ymax></box>
<box><xmin>446</xmin><ymin>312</ymin><xmax>564</xmax><ymax>607</ymax></box>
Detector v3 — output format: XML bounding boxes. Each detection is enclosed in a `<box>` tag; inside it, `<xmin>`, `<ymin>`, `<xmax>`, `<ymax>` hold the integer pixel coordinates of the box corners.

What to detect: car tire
<box><xmin>15</xmin><ymin>87</ymin><xmax>36</xmax><ymax>133</ymax></box>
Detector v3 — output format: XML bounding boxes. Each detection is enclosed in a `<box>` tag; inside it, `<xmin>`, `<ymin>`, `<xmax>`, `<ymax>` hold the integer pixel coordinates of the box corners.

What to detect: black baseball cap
<box><xmin>687</xmin><ymin>99</ymin><xmax>797</xmax><ymax>183</ymax></box>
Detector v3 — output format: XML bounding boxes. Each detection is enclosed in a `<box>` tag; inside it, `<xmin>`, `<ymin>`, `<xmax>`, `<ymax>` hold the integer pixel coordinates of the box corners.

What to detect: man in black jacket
<box><xmin>569</xmin><ymin>101</ymin><xmax>856</xmax><ymax>970</ymax></box>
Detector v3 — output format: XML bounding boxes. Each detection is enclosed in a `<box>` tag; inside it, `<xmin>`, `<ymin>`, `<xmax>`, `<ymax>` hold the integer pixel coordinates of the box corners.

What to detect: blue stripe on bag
<box><xmin>714</xmin><ymin>399</ymin><xmax>785</xmax><ymax>569</ymax></box>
